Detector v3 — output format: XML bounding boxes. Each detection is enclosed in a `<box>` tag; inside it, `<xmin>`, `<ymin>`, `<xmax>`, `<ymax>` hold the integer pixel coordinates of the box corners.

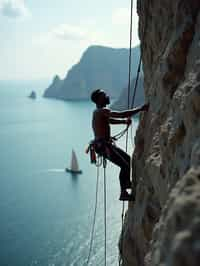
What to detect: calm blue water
<box><xmin>0</xmin><ymin>81</ymin><xmax>138</xmax><ymax>266</ymax></box>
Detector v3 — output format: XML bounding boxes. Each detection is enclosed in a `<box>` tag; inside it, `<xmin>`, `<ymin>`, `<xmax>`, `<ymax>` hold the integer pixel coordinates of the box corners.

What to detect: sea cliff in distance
<box><xmin>111</xmin><ymin>77</ymin><xmax>144</xmax><ymax>110</ymax></box>
<box><xmin>43</xmin><ymin>45</ymin><xmax>144</xmax><ymax>104</ymax></box>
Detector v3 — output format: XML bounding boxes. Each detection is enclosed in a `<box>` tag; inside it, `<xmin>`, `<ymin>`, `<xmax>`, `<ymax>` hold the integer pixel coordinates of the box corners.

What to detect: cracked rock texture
<box><xmin>120</xmin><ymin>1</ymin><xmax>200</xmax><ymax>265</ymax></box>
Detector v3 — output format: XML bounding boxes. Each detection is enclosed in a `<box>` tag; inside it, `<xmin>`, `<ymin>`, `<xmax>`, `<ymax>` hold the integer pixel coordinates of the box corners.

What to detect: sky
<box><xmin>0</xmin><ymin>0</ymin><xmax>140</xmax><ymax>80</ymax></box>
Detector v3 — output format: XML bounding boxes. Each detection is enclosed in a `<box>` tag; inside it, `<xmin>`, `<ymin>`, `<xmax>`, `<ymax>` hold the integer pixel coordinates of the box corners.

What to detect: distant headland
<box><xmin>43</xmin><ymin>45</ymin><xmax>144</xmax><ymax>108</ymax></box>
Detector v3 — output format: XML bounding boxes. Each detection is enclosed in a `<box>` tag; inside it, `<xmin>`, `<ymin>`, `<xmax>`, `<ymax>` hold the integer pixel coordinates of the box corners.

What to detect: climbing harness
<box><xmin>86</xmin><ymin>139</ymin><xmax>113</xmax><ymax>164</ymax></box>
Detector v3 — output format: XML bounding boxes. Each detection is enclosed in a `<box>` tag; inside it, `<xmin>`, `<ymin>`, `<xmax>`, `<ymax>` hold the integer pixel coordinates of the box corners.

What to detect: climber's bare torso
<box><xmin>92</xmin><ymin>108</ymin><xmax>111</xmax><ymax>140</ymax></box>
<box><xmin>92</xmin><ymin>102</ymin><xmax>148</xmax><ymax>141</ymax></box>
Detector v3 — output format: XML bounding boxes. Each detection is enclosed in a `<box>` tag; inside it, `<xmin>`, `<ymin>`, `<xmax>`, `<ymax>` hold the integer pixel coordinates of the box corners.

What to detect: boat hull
<box><xmin>65</xmin><ymin>168</ymin><xmax>82</xmax><ymax>174</ymax></box>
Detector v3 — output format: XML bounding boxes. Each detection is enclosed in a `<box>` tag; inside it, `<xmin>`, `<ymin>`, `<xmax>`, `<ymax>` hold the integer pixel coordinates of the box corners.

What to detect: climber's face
<box><xmin>98</xmin><ymin>91</ymin><xmax>110</xmax><ymax>106</ymax></box>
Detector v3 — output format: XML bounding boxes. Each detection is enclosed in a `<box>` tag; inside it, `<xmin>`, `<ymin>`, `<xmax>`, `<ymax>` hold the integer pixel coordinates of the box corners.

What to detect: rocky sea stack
<box><xmin>121</xmin><ymin>1</ymin><xmax>200</xmax><ymax>266</ymax></box>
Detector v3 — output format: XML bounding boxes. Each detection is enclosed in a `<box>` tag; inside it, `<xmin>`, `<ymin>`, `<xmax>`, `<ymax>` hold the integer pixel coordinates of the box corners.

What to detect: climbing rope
<box><xmin>86</xmin><ymin>0</ymin><xmax>150</xmax><ymax>265</ymax></box>
<box><xmin>103</xmin><ymin>158</ymin><xmax>107</xmax><ymax>266</ymax></box>
<box><xmin>129</xmin><ymin>0</ymin><xmax>150</xmax><ymax>147</ymax></box>
<box><xmin>118</xmin><ymin>0</ymin><xmax>134</xmax><ymax>264</ymax></box>
<box><xmin>130</xmin><ymin>56</ymin><xmax>142</xmax><ymax>110</ymax></box>
<box><xmin>127</xmin><ymin>0</ymin><xmax>134</xmax><ymax>110</ymax></box>
<box><xmin>112</xmin><ymin>0</ymin><xmax>134</xmax><ymax>150</ymax></box>
<box><xmin>84</xmin><ymin>156</ymin><xmax>107</xmax><ymax>266</ymax></box>
<box><xmin>125</xmin><ymin>0</ymin><xmax>134</xmax><ymax>151</ymax></box>
<box><xmin>85</xmin><ymin>157</ymin><xmax>101</xmax><ymax>266</ymax></box>
<box><xmin>112</xmin><ymin>125</ymin><xmax>129</xmax><ymax>141</ymax></box>
<box><xmin>131</xmin><ymin>0</ymin><xmax>150</xmax><ymax>110</ymax></box>
<box><xmin>119</xmin><ymin>0</ymin><xmax>150</xmax><ymax>265</ymax></box>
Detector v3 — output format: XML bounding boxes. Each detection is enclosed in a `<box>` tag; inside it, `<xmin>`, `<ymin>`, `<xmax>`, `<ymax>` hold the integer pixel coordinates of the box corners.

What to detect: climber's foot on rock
<box><xmin>125</xmin><ymin>180</ymin><xmax>132</xmax><ymax>189</ymax></box>
<box><xmin>119</xmin><ymin>190</ymin><xmax>135</xmax><ymax>201</ymax></box>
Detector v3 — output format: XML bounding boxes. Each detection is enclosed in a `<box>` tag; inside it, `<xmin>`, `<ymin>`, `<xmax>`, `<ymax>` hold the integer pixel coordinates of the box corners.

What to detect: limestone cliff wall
<box><xmin>121</xmin><ymin>1</ymin><xmax>200</xmax><ymax>265</ymax></box>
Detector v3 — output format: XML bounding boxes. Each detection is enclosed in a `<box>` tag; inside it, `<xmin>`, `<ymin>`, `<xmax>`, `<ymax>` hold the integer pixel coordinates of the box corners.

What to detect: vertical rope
<box><xmin>85</xmin><ymin>158</ymin><xmax>100</xmax><ymax>266</ymax></box>
<box><xmin>86</xmin><ymin>0</ymin><xmax>150</xmax><ymax>264</ymax></box>
<box><xmin>103</xmin><ymin>158</ymin><xmax>107</xmax><ymax>266</ymax></box>
<box><xmin>131</xmin><ymin>0</ymin><xmax>150</xmax><ymax>109</ymax></box>
<box><xmin>131</xmin><ymin>56</ymin><xmax>142</xmax><ymax>109</ymax></box>
<box><xmin>129</xmin><ymin>55</ymin><xmax>142</xmax><ymax>149</ymax></box>
<box><xmin>119</xmin><ymin>1</ymin><xmax>134</xmax><ymax>265</ymax></box>
<box><xmin>127</xmin><ymin>0</ymin><xmax>134</xmax><ymax>110</ymax></box>
<box><xmin>130</xmin><ymin>0</ymin><xmax>150</xmax><ymax>147</ymax></box>
<box><xmin>125</xmin><ymin>0</ymin><xmax>134</xmax><ymax>152</ymax></box>
<box><xmin>120</xmin><ymin>1</ymin><xmax>150</xmax><ymax>265</ymax></box>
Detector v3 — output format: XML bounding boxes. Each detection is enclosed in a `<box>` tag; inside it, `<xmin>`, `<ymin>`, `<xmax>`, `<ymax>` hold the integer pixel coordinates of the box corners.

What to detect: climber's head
<box><xmin>91</xmin><ymin>89</ymin><xmax>110</xmax><ymax>107</ymax></box>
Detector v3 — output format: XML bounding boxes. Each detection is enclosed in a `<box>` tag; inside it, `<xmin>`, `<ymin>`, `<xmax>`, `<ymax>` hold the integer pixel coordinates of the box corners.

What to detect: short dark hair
<box><xmin>91</xmin><ymin>89</ymin><xmax>103</xmax><ymax>103</ymax></box>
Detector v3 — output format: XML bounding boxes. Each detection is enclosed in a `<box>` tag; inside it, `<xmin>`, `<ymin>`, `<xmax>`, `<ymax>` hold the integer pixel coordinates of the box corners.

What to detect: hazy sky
<box><xmin>0</xmin><ymin>0</ymin><xmax>139</xmax><ymax>80</ymax></box>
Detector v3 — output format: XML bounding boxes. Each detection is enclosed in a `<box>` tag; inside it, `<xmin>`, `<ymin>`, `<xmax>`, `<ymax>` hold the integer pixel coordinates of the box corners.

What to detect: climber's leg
<box><xmin>104</xmin><ymin>144</ymin><xmax>134</xmax><ymax>201</ymax></box>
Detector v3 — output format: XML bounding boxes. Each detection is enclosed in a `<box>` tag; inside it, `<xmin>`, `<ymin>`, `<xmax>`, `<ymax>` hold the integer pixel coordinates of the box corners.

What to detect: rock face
<box><xmin>43</xmin><ymin>45</ymin><xmax>141</xmax><ymax>100</ymax></box>
<box><xmin>121</xmin><ymin>1</ymin><xmax>200</xmax><ymax>266</ymax></box>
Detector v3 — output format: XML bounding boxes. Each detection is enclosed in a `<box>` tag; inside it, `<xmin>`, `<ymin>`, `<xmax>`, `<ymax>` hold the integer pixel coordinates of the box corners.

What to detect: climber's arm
<box><xmin>109</xmin><ymin>104</ymin><xmax>149</xmax><ymax>118</ymax></box>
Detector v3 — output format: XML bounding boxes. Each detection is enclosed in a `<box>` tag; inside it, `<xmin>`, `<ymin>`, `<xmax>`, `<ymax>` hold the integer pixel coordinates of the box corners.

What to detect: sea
<box><xmin>0</xmin><ymin>80</ymin><xmax>138</xmax><ymax>266</ymax></box>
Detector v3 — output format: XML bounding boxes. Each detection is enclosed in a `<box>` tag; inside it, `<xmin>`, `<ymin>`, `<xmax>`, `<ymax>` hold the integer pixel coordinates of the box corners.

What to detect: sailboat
<box><xmin>65</xmin><ymin>149</ymin><xmax>82</xmax><ymax>174</ymax></box>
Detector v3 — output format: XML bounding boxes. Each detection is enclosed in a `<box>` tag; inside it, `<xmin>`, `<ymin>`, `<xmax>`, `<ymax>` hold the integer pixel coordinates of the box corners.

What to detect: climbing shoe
<box><xmin>119</xmin><ymin>190</ymin><xmax>135</xmax><ymax>201</ymax></box>
<box><xmin>125</xmin><ymin>180</ymin><xmax>132</xmax><ymax>189</ymax></box>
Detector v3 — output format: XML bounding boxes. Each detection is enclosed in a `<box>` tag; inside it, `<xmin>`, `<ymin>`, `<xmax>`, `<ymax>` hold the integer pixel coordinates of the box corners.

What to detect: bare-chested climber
<box><xmin>91</xmin><ymin>89</ymin><xmax>149</xmax><ymax>201</ymax></box>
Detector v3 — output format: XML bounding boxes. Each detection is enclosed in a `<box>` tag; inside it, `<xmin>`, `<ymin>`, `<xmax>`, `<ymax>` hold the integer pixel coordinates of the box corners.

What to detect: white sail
<box><xmin>70</xmin><ymin>149</ymin><xmax>79</xmax><ymax>171</ymax></box>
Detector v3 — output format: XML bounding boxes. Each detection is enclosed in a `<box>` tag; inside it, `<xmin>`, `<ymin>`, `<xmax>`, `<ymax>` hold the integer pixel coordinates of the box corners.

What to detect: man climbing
<box><xmin>90</xmin><ymin>89</ymin><xmax>149</xmax><ymax>201</ymax></box>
